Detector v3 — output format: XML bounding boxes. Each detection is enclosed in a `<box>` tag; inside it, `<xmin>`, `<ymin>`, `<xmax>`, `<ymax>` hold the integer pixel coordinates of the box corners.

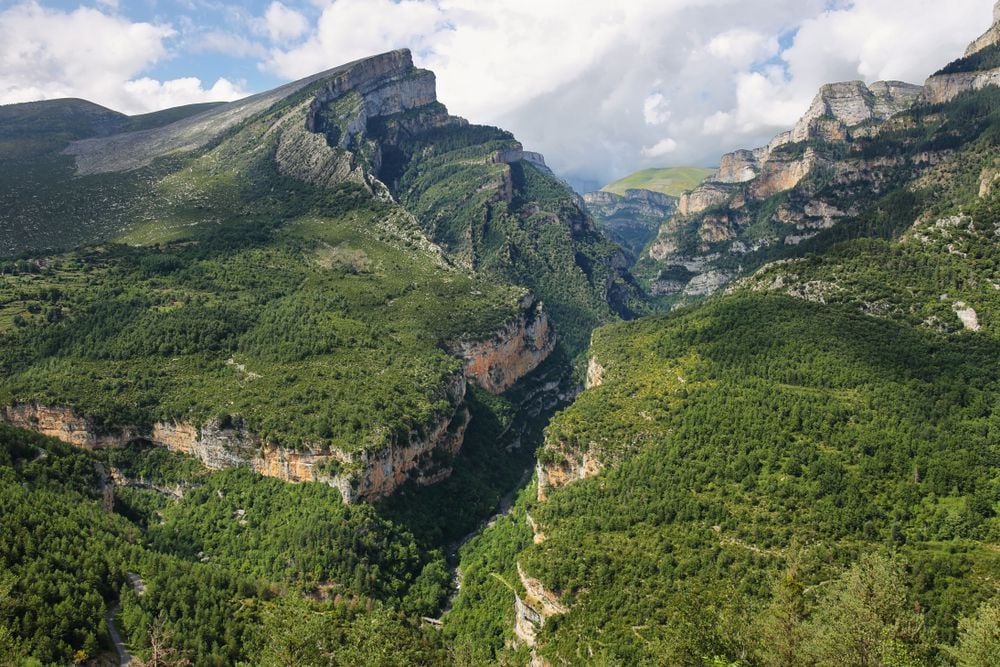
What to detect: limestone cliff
<box><xmin>641</xmin><ymin>75</ymin><xmax>928</xmax><ymax>299</ymax></box>
<box><xmin>513</xmin><ymin>562</ymin><xmax>568</xmax><ymax>648</ymax></box>
<box><xmin>583</xmin><ymin>188</ymin><xmax>677</xmax><ymax>257</ymax></box>
<box><xmin>2</xmin><ymin>297</ymin><xmax>556</xmax><ymax>502</ymax></box>
<box><xmin>2</xmin><ymin>394</ymin><xmax>466</xmax><ymax>504</ymax></box>
<box><xmin>536</xmin><ymin>445</ymin><xmax>604</xmax><ymax>502</ymax></box>
<box><xmin>448</xmin><ymin>295</ymin><xmax>556</xmax><ymax>394</ymax></box>
<box><xmin>964</xmin><ymin>1</ymin><xmax>1000</xmax><ymax>57</ymax></box>
<box><xmin>923</xmin><ymin>4</ymin><xmax>1000</xmax><ymax>104</ymax></box>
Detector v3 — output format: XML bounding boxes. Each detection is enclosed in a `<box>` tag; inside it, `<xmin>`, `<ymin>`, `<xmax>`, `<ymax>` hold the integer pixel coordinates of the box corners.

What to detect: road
<box><xmin>107</xmin><ymin>572</ymin><xmax>144</xmax><ymax>665</ymax></box>
<box><xmin>106</xmin><ymin>604</ymin><xmax>131</xmax><ymax>666</ymax></box>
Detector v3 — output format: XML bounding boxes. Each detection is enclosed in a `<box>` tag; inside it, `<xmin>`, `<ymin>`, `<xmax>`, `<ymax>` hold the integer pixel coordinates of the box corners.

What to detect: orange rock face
<box><xmin>451</xmin><ymin>296</ymin><xmax>556</xmax><ymax>394</ymax></box>
<box><xmin>3</xmin><ymin>291</ymin><xmax>554</xmax><ymax>502</ymax></box>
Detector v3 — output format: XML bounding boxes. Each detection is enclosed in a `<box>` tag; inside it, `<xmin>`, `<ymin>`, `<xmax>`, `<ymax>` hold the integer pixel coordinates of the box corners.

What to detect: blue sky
<box><xmin>1</xmin><ymin>0</ymin><xmax>994</xmax><ymax>185</ymax></box>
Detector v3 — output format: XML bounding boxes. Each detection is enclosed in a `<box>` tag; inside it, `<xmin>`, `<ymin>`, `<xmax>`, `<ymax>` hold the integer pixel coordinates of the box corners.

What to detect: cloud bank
<box><xmin>0</xmin><ymin>0</ymin><xmax>994</xmax><ymax>186</ymax></box>
<box><xmin>0</xmin><ymin>2</ymin><xmax>249</xmax><ymax>114</ymax></box>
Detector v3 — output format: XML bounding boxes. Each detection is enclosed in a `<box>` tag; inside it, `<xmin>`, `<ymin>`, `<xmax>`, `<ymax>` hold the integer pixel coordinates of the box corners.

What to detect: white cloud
<box><xmin>706</xmin><ymin>28</ymin><xmax>779</xmax><ymax>66</ymax></box>
<box><xmin>642</xmin><ymin>138</ymin><xmax>678</xmax><ymax>158</ymax></box>
<box><xmin>5</xmin><ymin>0</ymin><xmax>996</xmax><ymax>187</ymax></box>
<box><xmin>122</xmin><ymin>76</ymin><xmax>247</xmax><ymax>110</ymax></box>
<box><xmin>263</xmin><ymin>1</ymin><xmax>309</xmax><ymax>43</ymax></box>
<box><xmin>265</xmin><ymin>0</ymin><xmax>994</xmax><ymax>186</ymax></box>
<box><xmin>643</xmin><ymin>93</ymin><xmax>671</xmax><ymax>125</ymax></box>
<box><xmin>263</xmin><ymin>0</ymin><xmax>445</xmax><ymax>77</ymax></box>
<box><xmin>0</xmin><ymin>2</ymin><xmax>248</xmax><ymax>114</ymax></box>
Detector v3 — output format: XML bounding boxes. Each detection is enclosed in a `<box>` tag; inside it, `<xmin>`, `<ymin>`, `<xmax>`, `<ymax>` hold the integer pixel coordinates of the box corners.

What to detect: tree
<box><xmin>802</xmin><ymin>553</ymin><xmax>924</xmax><ymax>667</ymax></box>
<box><xmin>758</xmin><ymin>556</ymin><xmax>807</xmax><ymax>666</ymax></box>
<box><xmin>946</xmin><ymin>599</ymin><xmax>1000</xmax><ymax>667</ymax></box>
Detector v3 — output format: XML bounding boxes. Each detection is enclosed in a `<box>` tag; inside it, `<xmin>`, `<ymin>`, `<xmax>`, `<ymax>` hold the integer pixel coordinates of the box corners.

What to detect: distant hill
<box><xmin>601</xmin><ymin>166</ymin><xmax>715</xmax><ymax>197</ymax></box>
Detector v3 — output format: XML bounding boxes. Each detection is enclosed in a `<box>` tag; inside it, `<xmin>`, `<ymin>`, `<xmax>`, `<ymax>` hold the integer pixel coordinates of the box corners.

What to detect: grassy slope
<box><xmin>602</xmin><ymin>166</ymin><xmax>715</xmax><ymax>197</ymax></box>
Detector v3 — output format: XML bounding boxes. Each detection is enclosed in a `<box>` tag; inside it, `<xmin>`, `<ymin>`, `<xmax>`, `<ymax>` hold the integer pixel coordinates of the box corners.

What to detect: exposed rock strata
<box><xmin>964</xmin><ymin>1</ymin><xmax>1000</xmax><ymax>56</ymax></box>
<box><xmin>448</xmin><ymin>295</ymin><xmax>556</xmax><ymax>394</ymax></box>
<box><xmin>643</xmin><ymin>76</ymin><xmax>926</xmax><ymax>298</ymax></box>
<box><xmin>67</xmin><ymin>50</ymin><xmax>422</xmax><ymax>175</ymax></box>
<box><xmin>2</xmin><ymin>298</ymin><xmax>555</xmax><ymax>502</ymax></box>
<box><xmin>536</xmin><ymin>445</ymin><xmax>603</xmax><ymax>502</ymax></box>
<box><xmin>923</xmin><ymin>68</ymin><xmax>1000</xmax><ymax>105</ymax></box>
<box><xmin>513</xmin><ymin>562</ymin><xmax>567</xmax><ymax>647</ymax></box>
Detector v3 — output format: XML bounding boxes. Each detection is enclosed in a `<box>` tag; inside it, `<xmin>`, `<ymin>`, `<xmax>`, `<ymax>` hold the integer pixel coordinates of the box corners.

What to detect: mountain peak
<box><xmin>65</xmin><ymin>49</ymin><xmax>423</xmax><ymax>175</ymax></box>
<box><xmin>964</xmin><ymin>0</ymin><xmax>1000</xmax><ymax>56</ymax></box>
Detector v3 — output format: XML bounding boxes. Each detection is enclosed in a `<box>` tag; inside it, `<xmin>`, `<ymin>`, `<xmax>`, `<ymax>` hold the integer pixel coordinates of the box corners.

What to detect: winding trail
<box><xmin>107</xmin><ymin>572</ymin><xmax>144</xmax><ymax>666</ymax></box>
<box><xmin>106</xmin><ymin>605</ymin><xmax>131</xmax><ymax>666</ymax></box>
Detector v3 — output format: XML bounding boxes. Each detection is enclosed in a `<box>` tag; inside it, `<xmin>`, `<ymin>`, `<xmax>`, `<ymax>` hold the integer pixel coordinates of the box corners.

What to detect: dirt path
<box><xmin>106</xmin><ymin>604</ymin><xmax>131</xmax><ymax>666</ymax></box>
<box><xmin>107</xmin><ymin>572</ymin><xmax>144</xmax><ymax>665</ymax></box>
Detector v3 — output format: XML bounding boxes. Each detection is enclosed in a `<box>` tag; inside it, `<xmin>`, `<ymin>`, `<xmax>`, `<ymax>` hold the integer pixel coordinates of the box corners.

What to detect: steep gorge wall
<box><xmin>448</xmin><ymin>295</ymin><xmax>556</xmax><ymax>394</ymax></box>
<box><xmin>2</xmin><ymin>303</ymin><xmax>554</xmax><ymax>502</ymax></box>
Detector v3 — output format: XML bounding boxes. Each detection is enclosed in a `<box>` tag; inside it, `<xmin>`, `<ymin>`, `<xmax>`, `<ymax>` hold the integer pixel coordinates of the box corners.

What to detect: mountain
<box><xmin>0</xmin><ymin>48</ymin><xmax>638</xmax><ymax>664</ymax></box>
<box><xmin>8</xmin><ymin>6</ymin><xmax>1000</xmax><ymax>666</ymax></box>
<box><xmin>0</xmin><ymin>47</ymin><xmax>645</xmax><ymax>505</ymax></box>
<box><xmin>582</xmin><ymin>188</ymin><xmax>677</xmax><ymax>257</ymax></box>
<box><xmin>445</xmin><ymin>8</ymin><xmax>1000</xmax><ymax>665</ymax></box>
<box><xmin>601</xmin><ymin>166</ymin><xmax>716</xmax><ymax>197</ymax></box>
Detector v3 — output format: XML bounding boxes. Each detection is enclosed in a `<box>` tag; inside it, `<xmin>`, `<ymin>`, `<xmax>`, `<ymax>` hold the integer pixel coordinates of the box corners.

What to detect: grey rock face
<box><xmin>65</xmin><ymin>49</ymin><xmax>421</xmax><ymax>175</ymax></box>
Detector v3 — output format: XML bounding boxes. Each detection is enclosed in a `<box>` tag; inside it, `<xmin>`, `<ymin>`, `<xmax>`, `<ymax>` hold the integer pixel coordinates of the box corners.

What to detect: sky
<box><xmin>0</xmin><ymin>0</ymin><xmax>995</xmax><ymax>189</ymax></box>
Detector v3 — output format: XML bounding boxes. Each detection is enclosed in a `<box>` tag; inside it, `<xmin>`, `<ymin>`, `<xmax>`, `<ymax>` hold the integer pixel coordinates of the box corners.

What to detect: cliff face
<box><xmin>964</xmin><ymin>1</ymin><xmax>1000</xmax><ymax>57</ymax></box>
<box><xmin>923</xmin><ymin>68</ymin><xmax>1000</xmax><ymax>105</ymax></box>
<box><xmin>513</xmin><ymin>561</ymin><xmax>568</xmax><ymax>649</ymax></box>
<box><xmin>2</xmin><ymin>299</ymin><xmax>555</xmax><ymax>502</ymax></box>
<box><xmin>641</xmin><ymin>75</ymin><xmax>929</xmax><ymax>299</ymax></box>
<box><xmin>584</xmin><ymin>188</ymin><xmax>678</xmax><ymax>257</ymax></box>
<box><xmin>448</xmin><ymin>295</ymin><xmax>556</xmax><ymax>394</ymax></box>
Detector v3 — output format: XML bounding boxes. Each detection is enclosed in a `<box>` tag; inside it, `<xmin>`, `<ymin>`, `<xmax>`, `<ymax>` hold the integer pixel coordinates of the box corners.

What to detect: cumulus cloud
<box><xmin>706</xmin><ymin>29</ymin><xmax>779</xmax><ymax>66</ymax></box>
<box><xmin>263</xmin><ymin>1</ymin><xmax>309</xmax><ymax>43</ymax></box>
<box><xmin>0</xmin><ymin>2</ymin><xmax>247</xmax><ymax>114</ymax></box>
<box><xmin>4</xmin><ymin>0</ymin><xmax>996</xmax><ymax>186</ymax></box>
<box><xmin>642</xmin><ymin>138</ymin><xmax>678</xmax><ymax>158</ymax></box>
<box><xmin>263</xmin><ymin>0</ymin><xmax>992</xmax><ymax>186</ymax></box>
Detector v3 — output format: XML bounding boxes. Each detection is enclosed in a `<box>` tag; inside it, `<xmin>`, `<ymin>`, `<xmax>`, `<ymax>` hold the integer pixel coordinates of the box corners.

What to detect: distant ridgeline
<box><xmin>0</xmin><ymin>49</ymin><xmax>639</xmax><ymax>506</ymax></box>
<box><xmin>580</xmin><ymin>167</ymin><xmax>714</xmax><ymax>261</ymax></box>
<box><xmin>445</xmin><ymin>6</ymin><xmax>1000</xmax><ymax>666</ymax></box>
<box><xmin>627</xmin><ymin>1</ymin><xmax>1000</xmax><ymax>308</ymax></box>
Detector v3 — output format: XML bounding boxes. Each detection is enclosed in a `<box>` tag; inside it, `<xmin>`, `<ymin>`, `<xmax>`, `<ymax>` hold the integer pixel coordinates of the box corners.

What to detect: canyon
<box><xmin>1</xmin><ymin>299</ymin><xmax>554</xmax><ymax>503</ymax></box>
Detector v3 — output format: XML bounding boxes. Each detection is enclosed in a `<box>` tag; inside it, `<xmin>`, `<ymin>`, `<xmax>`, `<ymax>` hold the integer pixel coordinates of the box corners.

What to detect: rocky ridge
<box><xmin>642</xmin><ymin>8</ymin><xmax>1000</xmax><ymax>301</ymax></box>
<box><xmin>65</xmin><ymin>50</ymin><xmax>423</xmax><ymax>176</ymax></box>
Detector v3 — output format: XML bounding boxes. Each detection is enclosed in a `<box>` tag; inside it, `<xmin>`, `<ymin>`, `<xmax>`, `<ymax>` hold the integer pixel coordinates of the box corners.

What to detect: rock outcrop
<box><xmin>583</xmin><ymin>189</ymin><xmax>676</xmax><ymax>220</ymax></box>
<box><xmin>448</xmin><ymin>295</ymin><xmax>556</xmax><ymax>394</ymax></box>
<box><xmin>536</xmin><ymin>444</ymin><xmax>603</xmax><ymax>502</ymax></box>
<box><xmin>3</xmin><ymin>296</ymin><xmax>555</xmax><ymax>502</ymax></box>
<box><xmin>513</xmin><ymin>562</ymin><xmax>568</xmax><ymax>647</ymax></box>
<box><xmin>66</xmin><ymin>50</ymin><xmax>425</xmax><ymax>176</ymax></box>
<box><xmin>2</xmin><ymin>393</ymin><xmax>467</xmax><ymax>504</ymax></box>
<box><xmin>923</xmin><ymin>4</ymin><xmax>1000</xmax><ymax>104</ymax></box>
<box><xmin>964</xmin><ymin>1</ymin><xmax>1000</xmax><ymax>57</ymax></box>
<box><xmin>923</xmin><ymin>68</ymin><xmax>1000</xmax><ymax>105</ymax></box>
<box><xmin>584</xmin><ymin>188</ymin><xmax>677</xmax><ymax>256</ymax></box>
<box><xmin>641</xmin><ymin>75</ymin><xmax>927</xmax><ymax>299</ymax></box>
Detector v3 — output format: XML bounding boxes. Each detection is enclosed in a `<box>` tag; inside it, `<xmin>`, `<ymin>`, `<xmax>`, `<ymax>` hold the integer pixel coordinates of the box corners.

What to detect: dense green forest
<box><xmin>445</xmin><ymin>293</ymin><xmax>1000</xmax><ymax>664</ymax></box>
<box><xmin>0</xmin><ymin>187</ymin><xmax>523</xmax><ymax>453</ymax></box>
<box><xmin>0</xmin><ymin>424</ymin><xmax>451</xmax><ymax>665</ymax></box>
